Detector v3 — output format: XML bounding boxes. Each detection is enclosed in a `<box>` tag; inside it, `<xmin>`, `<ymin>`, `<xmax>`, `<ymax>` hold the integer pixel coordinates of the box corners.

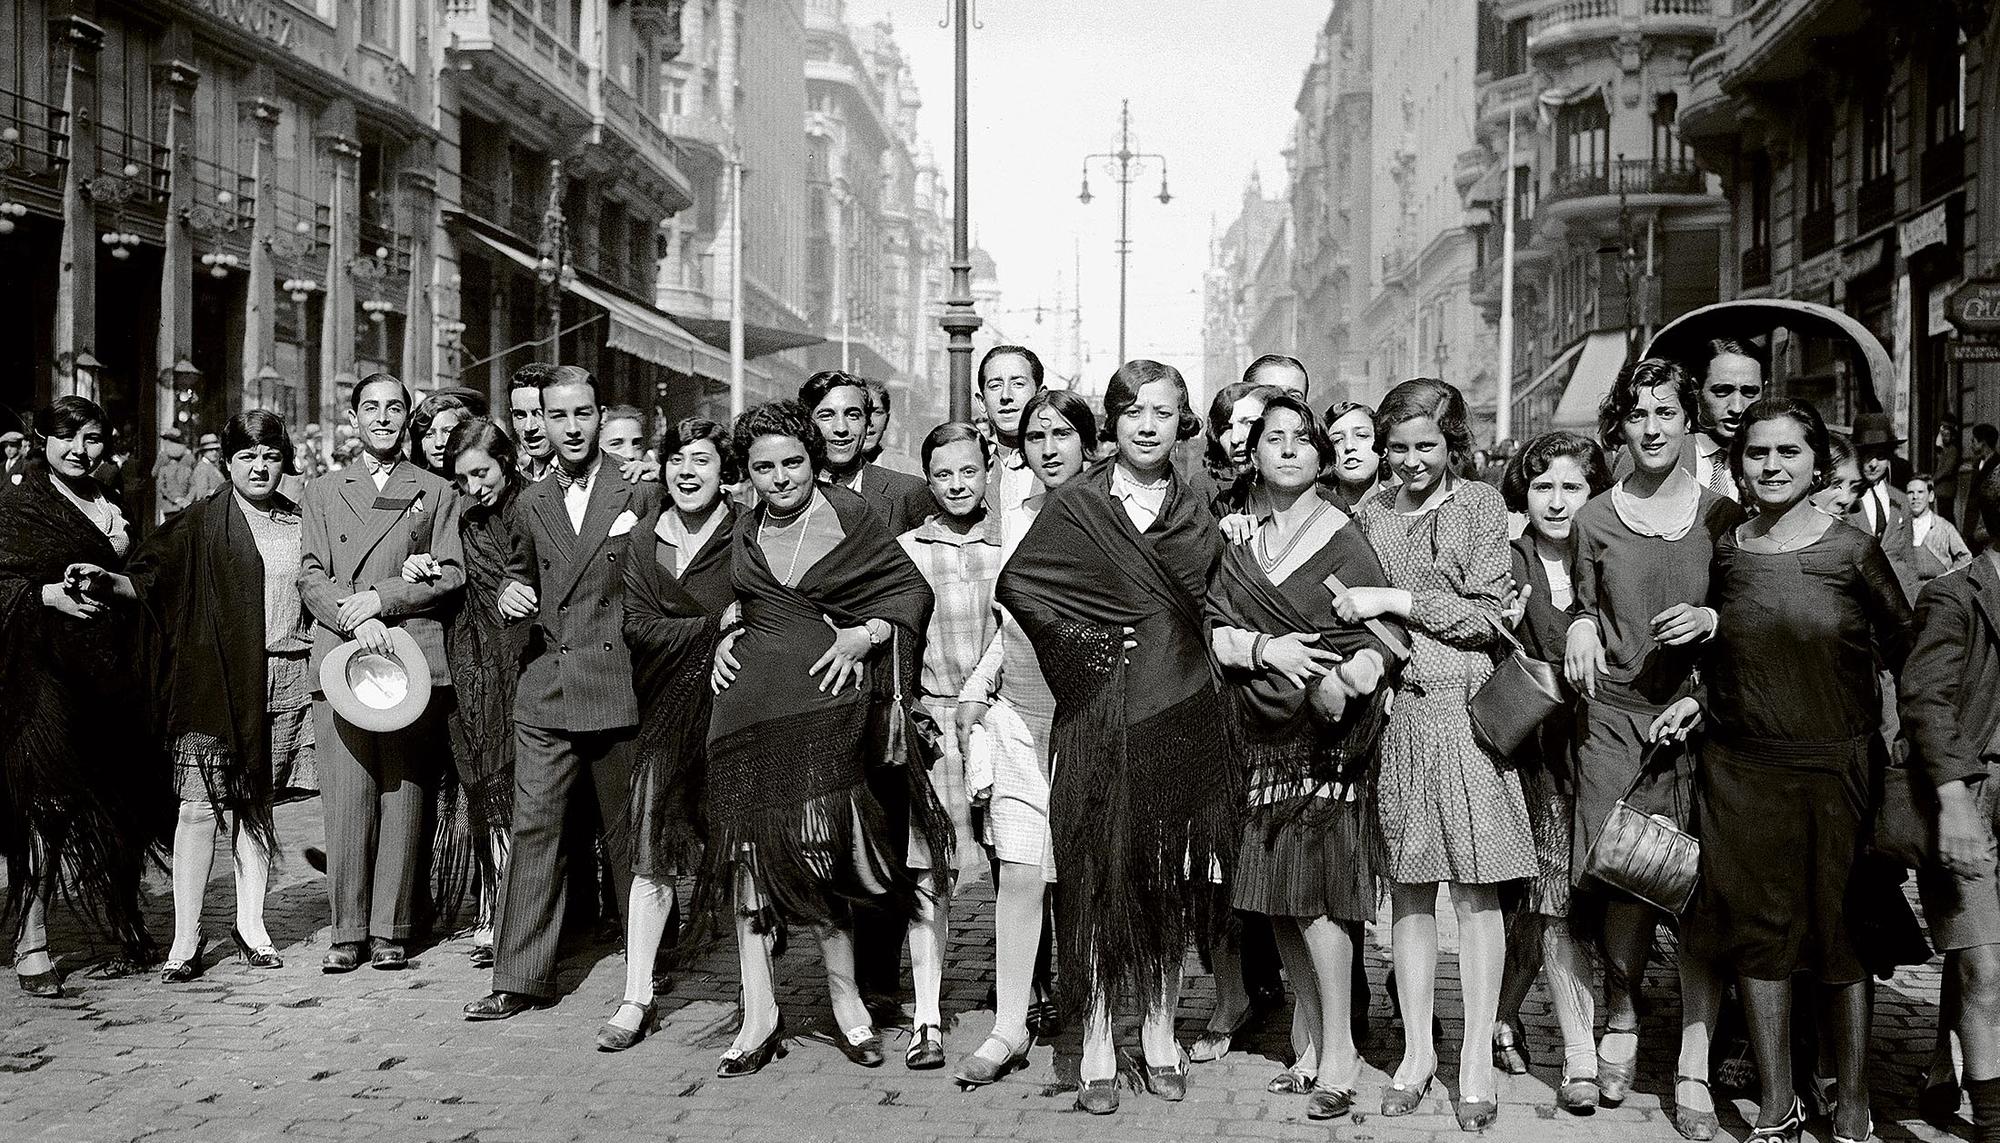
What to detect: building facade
<box><xmin>1285</xmin><ymin>0</ymin><xmax>1373</xmax><ymax>409</ymax></box>
<box><xmin>1467</xmin><ymin>0</ymin><xmax>1727</xmax><ymax>440</ymax></box>
<box><xmin>1680</xmin><ymin>0</ymin><xmax>1999</xmax><ymax>472</ymax></box>
<box><xmin>1202</xmin><ymin>170</ymin><xmax>1289</xmax><ymax>398</ymax></box>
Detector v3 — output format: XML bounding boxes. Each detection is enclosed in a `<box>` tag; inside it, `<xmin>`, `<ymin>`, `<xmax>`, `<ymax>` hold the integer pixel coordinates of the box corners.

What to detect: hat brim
<box><xmin>318</xmin><ymin>627</ymin><xmax>434</xmax><ymax>733</ymax></box>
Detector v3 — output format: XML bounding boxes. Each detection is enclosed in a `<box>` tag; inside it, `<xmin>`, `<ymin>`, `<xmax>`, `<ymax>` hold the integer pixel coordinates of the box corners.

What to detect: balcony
<box><xmin>1856</xmin><ymin>176</ymin><xmax>1893</xmax><ymax>233</ymax></box>
<box><xmin>663</xmin><ymin>111</ymin><xmax>729</xmax><ymax>157</ymax></box>
<box><xmin>598</xmin><ymin>80</ymin><xmax>695</xmax><ymax>213</ymax></box>
<box><xmin>1455</xmin><ymin>148</ymin><xmax>1490</xmax><ymax>196</ymax></box>
<box><xmin>183</xmin><ymin>155</ymin><xmax>256</xmax><ymax>246</ymax></box>
<box><xmin>1798</xmin><ymin>204</ymin><xmax>1834</xmax><ymax>258</ymax></box>
<box><xmin>1922</xmin><ymin>135</ymin><xmax>1964</xmax><ymax>203</ymax></box>
<box><xmin>1678</xmin><ymin>43</ymin><xmax>1733</xmax><ymax>139</ymax></box>
<box><xmin>1740</xmin><ymin>244</ymin><xmax>1771</xmax><ymax>290</ymax></box>
<box><xmin>1529</xmin><ymin>0</ymin><xmax>1720</xmax><ymax>53</ymax></box>
<box><xmin>1477</xmin><ymin>71</ymin><xmax>1535</xmax><ymax>133</ymax></box>
<box><xmin>1542</xmin><ymin>157</ymin><xmax>1710</xmax><ymax>219</ymax></box>
<box><xmin>442</xmin><ymin>0</ymin><xmax>594</xmax><ymax>135</ymax></box>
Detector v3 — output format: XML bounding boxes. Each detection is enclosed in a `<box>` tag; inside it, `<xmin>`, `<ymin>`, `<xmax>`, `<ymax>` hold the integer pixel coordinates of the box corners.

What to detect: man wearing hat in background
<box><xmin>153</xmin><ymin>426</ymin><xmax>197</xmax><ymax>521</ymax></box>
<box><xmin>299</xmin><ymin>372</ymin><xmax>464</xmax><ymax>973</ymax></box>
<box><xmin>1849</xmin><ymin>411</ymin><xmax>1921</xmax><ymax>603</ymax></box>
<box><xmin>190</xmin><ymin>432</ymin><xmax>227</xmax><ymax>503</ymax></box>
<box><xmin>1</xmin><ymin>429</ymin><xmax>26</xmax><ymax>482</ymax></box>
<box><xmin>465</xmin><ymin>364</ymin><xmax>661</xmax><ymax>1021</ymax></box>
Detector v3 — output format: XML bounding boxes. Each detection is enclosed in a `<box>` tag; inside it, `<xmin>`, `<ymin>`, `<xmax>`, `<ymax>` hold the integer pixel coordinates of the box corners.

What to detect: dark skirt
<box><xmin>1687</xmin><ymin>735</ymin><xmax>1870</xmax><ymax>984</ymax></box>
<box><xmin>1231</xmin><ymin>794</ymin><xmax>1375</xmax><ymax>922</ymax></box>
<box><xmin>1571</xmin><ymin>692</ymin><xmax>1695</xmax><ymax>888</ymax></box>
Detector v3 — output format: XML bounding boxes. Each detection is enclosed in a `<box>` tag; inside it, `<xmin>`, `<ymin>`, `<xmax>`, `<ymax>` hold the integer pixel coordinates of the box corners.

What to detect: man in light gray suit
<box><xmin>299</xmin><ymin>373</ymin><xmax>463</xmax><ymax>972</ymax></box>
<box><xmin>466</xmin><ymin>365</ymin><xmax>662</xmax><ymax>1020</ymax></box>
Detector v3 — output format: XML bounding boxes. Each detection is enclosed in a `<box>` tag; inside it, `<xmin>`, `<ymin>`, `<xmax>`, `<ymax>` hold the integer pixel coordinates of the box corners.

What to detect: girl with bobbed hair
<box><xmin>996</xmin><ymin>359</ymin><xmax>1232</xmax><ymax>1112</ymax></box>
<box><xmin>701</xmin><ymin>400</ymin><xmax>941</xmax><ymax>1076</ymax></box>
<box><xmin>1565</xmin><ymin>357</ymin><xmax>1743</xmax><ymax>1136</ymax></box>
<box><xmin>0</xmin><ymin>395</ymin><xmax>159</xmax><ymax>996</ymax></box>
<box><xmin>411</xmin><ymin>392</ymin><xmax>477</xmax><ymax>472</ymax></box>
<box><xmin>1335</xmin><ymin>376</ymin><xmax>1528</xmax><ymax>1130</ymax></box>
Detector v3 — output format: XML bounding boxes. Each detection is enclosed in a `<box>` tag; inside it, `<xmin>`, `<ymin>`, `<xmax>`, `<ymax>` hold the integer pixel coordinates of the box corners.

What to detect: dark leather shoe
<box><xmin>231</xmin><ymin>928</ymin><xmax>283</xmax><ymax>969</ymax></box>
<box><xmin>1557</xmin><ymin>1074</ymin><xmax>1602</xmax><ymax>1115</ymax></box>
<box><xmin>717</xmin><ymin>1016</ymin><xmax>788</xmax><ymax>1078</ymax></box>
<box><xmin>1456</xmin><ymin>1098</ymin><xmax>1500</xmax><ymax>1132</ymax></box>
<box><xmin>1074</xmin><ymin>1078</ymin><xmax>1120</xmax><ymax>1114</ymax></box>
<box><xmin>904</xmin><ymin>1023</ymin><xmax>945</xmax><ymax>1070</ymax></box>
<box><xmin>951</xmin><ymin>1033</ymin><xmax>1029</xmax><ymax>1087</ymax></box>
<box><xmin>1142</xmin><ymin>1049</ymin><xmax>1188</xmax><ymax>1101</ymax></box>
<box><xmin>16</xmin><ymin>967</ymin><xmax>62</xmax><ymax>998</ymax></box>
<box><xmin>835</xmin><ymin>1027</ymin><xmax>885</xmax><ymax>1068</ymax></box>
<box><xmin>320</xmin><ymin>941</ymin><xmax>366</xmax><ymax>974</ymax></box>
<box><xmin>595</xmin><ymin>1000</ymin><xmax>654</xmax><ymax>1052</ymax></box>
<box><xmin>1306</xmin><ymin>1085</ymin><xmax>1357</xmax><ymax>1121</ymax></box>
<box><xmin>468</xmin><ymin>943</ymin><xmax>494</xmax><ymax>970</ymax></box>
<box><xmin>368</xmin><ymin>939</ymin><xmax>407</xmax><ymax>970</ymax></box>
<box><xmin>463</xmin><ymin>990</ymin><xmax>547</xmax><ymax>1021</ymax></box>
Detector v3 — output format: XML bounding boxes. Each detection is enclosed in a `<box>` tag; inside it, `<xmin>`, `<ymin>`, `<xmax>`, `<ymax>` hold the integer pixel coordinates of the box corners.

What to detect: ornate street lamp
<box><xmin>1079</xmin><ymin>100</ymin><xmax>1173</xmax><ymax>365</ymax></box>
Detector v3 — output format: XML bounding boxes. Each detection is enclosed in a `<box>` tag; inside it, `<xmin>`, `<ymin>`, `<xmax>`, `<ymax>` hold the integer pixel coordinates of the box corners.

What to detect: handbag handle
<box><xmin>1623</xmin><ymin>737</ymin><xmax>1690</xmax><ymax>825</ymax></box>
<box><xmin>1323</xmin><ymin>571</ymin><xmax>1411</xmax><ymax>661</ymax></box>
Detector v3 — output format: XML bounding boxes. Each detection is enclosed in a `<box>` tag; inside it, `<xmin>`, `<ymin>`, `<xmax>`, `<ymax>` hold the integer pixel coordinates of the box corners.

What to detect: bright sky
<box><xmin>844</xmin><ymin>0</ymin><xmax>1328</xmax><ymax>401</ymax></box>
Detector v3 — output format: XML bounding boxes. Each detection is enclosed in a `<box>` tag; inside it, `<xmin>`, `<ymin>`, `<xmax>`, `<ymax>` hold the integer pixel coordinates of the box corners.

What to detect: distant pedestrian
<box><xmin>190</xmin><ymin>433</ymin><xmax>227</xmax><ymax>502</ymax></box>
<box><xmin>1908</xmin><ymin>473</ymin><xmax>1973</xmax><ymax>588</ymax></box>
<box><xmin>153</xmin><ymin>426</ymin><xmax>197</xmax><ymax>521</ymax></box>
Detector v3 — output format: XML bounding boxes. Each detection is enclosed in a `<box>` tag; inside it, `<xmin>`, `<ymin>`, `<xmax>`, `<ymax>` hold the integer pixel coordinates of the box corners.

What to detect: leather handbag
<box><xmin>1584</xmin><ymin>743</ymin><xmax>1701</xmax><ymax>915</ymax></box>
<box><xmin>1871</xmin><ymin>763</ymin><xmax>1937</xmax><ymax>869</ymax></box>
<box><xmin>1467</xmin><ymin>622</ymin><xmax>1567</xmax><ymax>759</ymax></box>
<box><xmin>876</xmin><ymin>629</ymin><xmax>944</xmax><ymax>771</ymax></box>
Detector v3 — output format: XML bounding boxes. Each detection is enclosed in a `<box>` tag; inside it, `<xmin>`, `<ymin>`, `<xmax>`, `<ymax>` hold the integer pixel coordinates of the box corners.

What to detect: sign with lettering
<box><xmin>189</xmin><ymin>0</ymin><xmax>297</xmax><ymax>49</ymax></box>
<box><xmin>1901</xmin><ymin>203</ymin><xmax>1950</xmax><ymax>257</ymax></box>
<box><xmin>1947</xmin><ymin>278</ymin><xmax>2000</xmax><ymax>333</ymax></box>
<box><xmin>1947</xmin><ymin>336</ymin><xmax>2000</xmax><ymax>363</ymax></box>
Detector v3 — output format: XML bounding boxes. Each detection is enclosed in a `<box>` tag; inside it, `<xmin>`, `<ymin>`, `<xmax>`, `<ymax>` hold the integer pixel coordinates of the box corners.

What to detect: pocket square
<box><xmin>608</xmin><ymin>510</ymin><xmax>638</xmax><ymax>537</ymax></box>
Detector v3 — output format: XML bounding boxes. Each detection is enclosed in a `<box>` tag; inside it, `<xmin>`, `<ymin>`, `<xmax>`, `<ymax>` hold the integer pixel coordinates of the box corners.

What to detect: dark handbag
<box><xmin>1467</xmin><ymin>621</ymin><xmax>1567</xmax><ymax>759</ymax></box>
<box><xmin>876</xmin><ymin>629</ymin><xmax>944</xmax><ymax>771</ymax></box>
<box><xmin>1870</xmin><ymin>763</ymin><xmax>1936</xmax><ymax>869</ymax></box>
<box><xmin>1584</xmin><ymin>742</ymin><xmax>1701</xmax><ymax>915</ymax></box>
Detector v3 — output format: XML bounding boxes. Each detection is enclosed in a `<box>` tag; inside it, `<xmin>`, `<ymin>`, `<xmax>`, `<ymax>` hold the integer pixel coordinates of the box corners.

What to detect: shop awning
<box><xmin>666</xmin><ymin>312</ymin><xmax>824</xmax><ymax>359</ymax></box>
<box><xmin>1550</xmin><ymin>331</ymin><xmax>1631</xmax><ymax>430</ymax></box>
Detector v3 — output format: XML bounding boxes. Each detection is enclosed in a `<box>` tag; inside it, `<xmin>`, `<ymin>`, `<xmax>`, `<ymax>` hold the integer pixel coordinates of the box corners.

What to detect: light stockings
<box><xmin>1079</xmin><ymin>971</ymin><xmax>1183</xmax><ymax>1083</ymax></box>
<box><xmin>1388</xmin><ymin>882</ymin><xmax>1506</xmax><ymax>1101</ymax></box>
<box><xmin>611</xmin><ymin>875</ymin><xmax>678</xmax><ymax>1032</ymax></box>
<box><xmin>1499</xmin><ymin>914</ymin><xmax>1599</xmax><ymax>1078</ymax></box>
<box><xmin>727</xmin><ymin>852</ymin><xmax>867</xmax><ymax>1050</ymax></box>
<box><xmin>907</xmin><ymin>871</ymin><xmax>948</xmax><ymax>1029</ymax></box>
<box><xmin>1271</xmin><ymin>917</ymin><xmax>1361</xmax><ymax>1087</ymax></box>
<box><xmin>973</xmin><ymin>861</ymin><xmax>1046</xmax><ymax>1062</ymax></box>
<box><xmin>13</xmin><ymin>831</ymin><xmax>51</xmax><ymax>974</ymax></box>
<box><xmin>169</xmin><ymin>801</ymin><xmax>272</xmax><ymax>962</ymax></box>
<box><xmin>474</xmin><ymin>832</ymin><xmax>510</xmax><ymax>946</ymax></box>
<box><xmin>1600</xmin><ymin>899</ymin><xmax>1654</xmax><ymax>1065</ymax></box>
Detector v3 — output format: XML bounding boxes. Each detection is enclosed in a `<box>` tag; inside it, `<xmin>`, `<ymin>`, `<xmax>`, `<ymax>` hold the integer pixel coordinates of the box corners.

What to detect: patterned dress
<box><xmin>1355</xmin><ymin>479</ymin><xmax>1534</xmax><ymax>885</ymax></box>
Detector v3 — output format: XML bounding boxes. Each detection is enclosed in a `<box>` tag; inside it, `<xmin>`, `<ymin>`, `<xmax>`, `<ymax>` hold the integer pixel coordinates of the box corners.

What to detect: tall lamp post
<box><xmin>1602</xmin><ymin>152</ymin><xmax>1645</xmax><ymax>367</ymax></box>
<box><xmin>936</xmin><ymin>0</ymin><xmax>981</xmax><ymax>422</ymax></box>
<box><xmin>535</xmin><ymin>159</ymin><xmax>573</xmax><ymax>366</ymax></box>
<box><xmin>1079</xmin><ymin>99</ymin><xmax>1171</xmax><ymax>365</ymax></box>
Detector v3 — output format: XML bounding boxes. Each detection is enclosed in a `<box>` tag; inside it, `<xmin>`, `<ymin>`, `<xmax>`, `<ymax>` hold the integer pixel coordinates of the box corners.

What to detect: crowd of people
<box><xmin>3</xmin><ymin>341</ymin><xmax>2000</xmax><ymax>1143</ymax></box>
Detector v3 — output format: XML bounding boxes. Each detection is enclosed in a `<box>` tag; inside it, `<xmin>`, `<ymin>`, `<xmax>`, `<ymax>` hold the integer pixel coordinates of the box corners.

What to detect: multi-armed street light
<box><xmin>1079</xmin><ymin>99</ymin><xmax>1172</xmax><ymax>365</ymax></box>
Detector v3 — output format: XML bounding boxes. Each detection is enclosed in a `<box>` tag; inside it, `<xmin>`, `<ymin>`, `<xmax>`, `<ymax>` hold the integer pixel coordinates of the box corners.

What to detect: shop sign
<box><xmin>1948</xmin><ymin>336</ymin><xmax>2000</xmax><ymax>363</ymax></box>
<box><xmin>1901</xmin><ymin>203</ymin><xmax>1950</xmax><ymax>257</ymax></box>
<box><xmin>1947</xmin><ymin>278</ymin><xmax>2000</xmax><ymax>333</ymax></box>
<box><xmin>189</xmin><ymin>0</ymin><xmax>297</xmax><ymax>49</ymax></box>
<box><xmin>1931</xmin><ymin>283</ymin><xmax>1954</xmax><ymax>337</ymax></box>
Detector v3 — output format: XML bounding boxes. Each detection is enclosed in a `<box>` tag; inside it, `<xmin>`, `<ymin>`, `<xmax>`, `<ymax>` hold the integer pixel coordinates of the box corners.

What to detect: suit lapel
<box><xmin>546</xmin><ymin>473</ymin><xmax>628</xmax><ymax>606</ymax></box>
<box><xmin>531</xmin><ymin>478</ymin><xmax>578</xmax><ymax>565</ymax></box>
<box><xmin>1971</xmin><ymin>557</ymin><xmax>2000</xmax><ymax>644</ymax></box>
<box><xmin>339</xmin><ymin>467</ymin><xmax>415</xmax><ymax>566</ymax></box>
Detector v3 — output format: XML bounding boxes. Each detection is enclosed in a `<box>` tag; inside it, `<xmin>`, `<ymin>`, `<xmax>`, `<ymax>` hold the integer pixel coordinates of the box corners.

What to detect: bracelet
<box><xmin>1251</xmin><ymin>633</ymin><xmax>1271</xmax><ymax>670</ymax></box>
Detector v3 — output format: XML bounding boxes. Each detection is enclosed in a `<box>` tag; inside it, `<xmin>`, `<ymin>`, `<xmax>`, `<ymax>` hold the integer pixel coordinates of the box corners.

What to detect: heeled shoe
<box><xmin>594</xmin><ymin>999</ymin><xmax>654</xmax><ymax>1052</ymax></box>
<box><xmin>1266</xmin><ymin>1065</ymin><xmax>1316</xmax><ymax>1095</ymax></box>
<box><xmin>1381</xmin><ymin>1071</ymin><xmax>1434</xmax><ymax>1116</ymax></box>
<box><xmin>160</xmin><ymin>941</ymin><xmax>206</xmax><ymax>984</ymax></box>
<box><xmin>1141</xmin><ymin>1048</ymin><xmax>1188</xmax><ymax>1101</ymax></box>
<box><xmin>1189</xmin><ymin>1007</ymin><xmax>1254</xmax><ymax>1062</ymax></box>
<box><xmin>1804</xmin><ymin>1073</ymin><xmax>1838</xmax><ymax>1118</ymax></box>
<box><xmin>1492</xmin><ymin>1018</ymin><xmax>1531</xmax><ymax>1075</ymax></box>
<box><xmin>951</xmin><ymin>1032</ymin><xmax>1028</xmax><ymax>1087</ymax></box>
<box><xmin>716</xmin><ymin>1016</ymin><xmax>788</xmax><ymax>1078</ymax></box>
<box><xmin>904</xmin><ymin>1023</ymin><xmax>945</xmax><ymax>1070</ymax></box>
<box><xmin>230</xmin><ymin>928</ymin><xmax>283</xmax><ymax>969</ymax></box>
<box><xmin>834</xmin><ymin>1025</ymin><xmax>884</xmax><ymax>1068</ymax></box>
<box><xmin>1596</xmin><ymin>1026</ymin><xmax>1639</xmax><ymax>1104</ymax></box>
<box><xmin>1831</xmin><ymin>1110</ymin><xmax>1875</xmax><ymax>1143</ymax></box>
<box><xmin>1746</xmin><ymin>1096</ymin><xmax>1805</xmax><ymax>1143</ymax></box>
<box><xmin>1557</xmin><ymin>1074</ymin><xmax>1601</xmax><ymax>1115</ymax></box>
<box><xmin>1025</xmin><ymin>995</ymin><xmax>1061</xmax><ymax>1040</ymax></box>
<box><xmin>1306</xmin><ymin>1084</ymin><xmax>1357</xmax><ymax>1121</ymax></box>
<box><xmin>468</xmin><ymin>943</ymin><xmax>495</xmax><ymax>970</ymax></box>
<box><xmin>1456</xmin><ymin>1098</ymin><xmax>1500</xmax><ymax>1132</ymax></box>
<box><xmin>14</xmin><ymin>946</ymin><xmax>62</xmax><ymax>998</ymax></box>
<box><xmin>1670</xmin><ymin>1075</ymin><xmax>1718</xmax><ymax>1140</ymax></box>
<box><xmin>1073</xmin><ymin>1077</ymin><xmax>1120</xmax><ymax>1115</ymax></box>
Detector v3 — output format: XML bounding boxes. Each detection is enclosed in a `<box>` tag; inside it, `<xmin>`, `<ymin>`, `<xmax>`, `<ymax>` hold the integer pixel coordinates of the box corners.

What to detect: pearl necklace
<box><xmin>759</xmin><ymin>494</ymin><xmax>819</xmax><ymax>585</ymax></box>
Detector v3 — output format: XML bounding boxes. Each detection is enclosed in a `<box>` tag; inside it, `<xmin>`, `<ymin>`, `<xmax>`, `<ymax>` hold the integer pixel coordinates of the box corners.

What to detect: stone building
<box><xmin>1202</xmin><ymin>170</ymin><xmax>1289</xmax><ymax>398</ymax></box>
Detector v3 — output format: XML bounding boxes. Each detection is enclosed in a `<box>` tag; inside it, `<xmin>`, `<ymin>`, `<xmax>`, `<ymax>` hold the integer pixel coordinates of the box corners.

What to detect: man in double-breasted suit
<box><xmin>466</xmin><ymin>365</ymin><xmax>663</xmax><ymax>1019</ymax></box>
<box><xmin>1849</xmin><ymin>412</ymin><xmax>1920</xmax><ymax>603</ymax></box>
<box><xmin>299</xmin><ymin>373</ymin><xmax>464</xmax><ymax>972</ymax></box>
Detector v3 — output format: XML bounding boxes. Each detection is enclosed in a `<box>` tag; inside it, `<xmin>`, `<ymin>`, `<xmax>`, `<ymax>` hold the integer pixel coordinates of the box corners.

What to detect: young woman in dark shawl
<box><xmin>411</xmin><ymin>418</ymin><xmax>530</xmax><ymax>967</ymax></box>
<box><xmin>86</xmin><ymin>411</ymin><xmax>313</xmax><ymax>981</ymax></box>
<box><xmin>0</xmin><ymin>396</ymin><xmax>162</xmax><ymax>996</ymax></box>
<box><xmin>595</xmin><ymin>417</ymin><xmax>736</xmax><ymax>1053</ymax></box>
<box><xmin>1207</xmin><ymin>393</ymin><xmax>1402</xmax><ymax>1120</ymax></box>
<box><xmin>994</xmin><ymin>359</ymin><xmax>1234</xmax><ymax>1114</ymax></box>
<box><xmin>703</xmin><ymin>400</ymin><xmax>939</xmax><ymax>1077</ymax></box>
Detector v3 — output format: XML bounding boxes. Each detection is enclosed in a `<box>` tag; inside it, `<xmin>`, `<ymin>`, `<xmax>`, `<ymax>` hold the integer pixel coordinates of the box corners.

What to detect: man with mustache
<box><xmin>976</xmin><ymin>345</ymin><xmax>1047</xmax><ymax>515</ymax></box>
<box><xmin>508</xmin><ymin>363</ymin><xmax>559</xmax><ymax>484</ymax></box>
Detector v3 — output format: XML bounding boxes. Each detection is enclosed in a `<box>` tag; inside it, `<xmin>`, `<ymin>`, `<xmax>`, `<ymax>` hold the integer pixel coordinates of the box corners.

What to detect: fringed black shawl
<box><xmin>702</xmin><ymin>485</ymin><xmax>940</xmax><ymax>934</ymax></box>
<box><xmin>1207</xmin><ymin>497</ymin><xmax>1401</xmax><ymax>813</ymax></box>
<box><xmin>623</xmin><ymin>504</ymin><xmax>734</xmax><ymax>882</ymax></box>
<box><xmin>993</xmin><ymin>457</ymin><xmax>1234</xmax><ymax>1019</ymax></box>
<box><xmin>127</xmin><ymin>491</ymin><xmax>286</xmax><ymax>855</ymax></box>
<box><xmin>0</xmin><ymin>471</ymin><xmax>163</xmax><ymax>955</ymax></box>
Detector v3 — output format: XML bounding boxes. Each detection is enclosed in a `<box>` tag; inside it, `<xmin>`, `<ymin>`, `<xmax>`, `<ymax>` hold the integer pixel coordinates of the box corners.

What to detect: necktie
<box><xmin>1872</xmin><ymin>490</ymin><xmax>1887</xmax><ymax>535</ymax></box>
<box><xmin>551</xmin><ymin>464</ymin><xmax>590</xmax><ymax>493</ymax></box>
<box><xmin>364</xmin><ymin>455</ymin><xmax>395</xmax><ymax>478</ymax></box>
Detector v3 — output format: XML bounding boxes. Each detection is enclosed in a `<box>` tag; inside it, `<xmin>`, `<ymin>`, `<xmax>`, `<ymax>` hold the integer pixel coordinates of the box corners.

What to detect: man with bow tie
<box><xmin>299</xmin><ymin>373</ymin><xmax>464</xmax><ymax>973</ymax></box>
<box><xmin>467</xmin><ymin>365</ymin><xmax>663</xmax><ymax>1021</ymax></box>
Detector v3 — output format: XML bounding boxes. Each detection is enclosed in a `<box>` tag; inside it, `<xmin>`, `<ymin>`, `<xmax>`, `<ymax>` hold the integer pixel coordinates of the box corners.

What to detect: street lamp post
<box><xmin>535</xmin><ymin>159</ymin><xmax>571</xmax><ymax>366</ymax></box>
<box><xmin>1603</xmin><ymin>153</ymin><xmax>1645</xmax><ymax>367</ymax></box>
<box><xmin>1079</xmin><ymin>99</ymin><xmax>1171</xmax><ymax>365</ymax></box>
<box><xmin>936</xmin><ymin>0</ymin><xmax>981</xmax><ymax>422</ymax></box>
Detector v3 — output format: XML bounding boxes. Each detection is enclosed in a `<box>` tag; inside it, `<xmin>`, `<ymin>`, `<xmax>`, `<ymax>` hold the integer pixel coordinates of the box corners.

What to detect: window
<box><xmin>665</xmin><ymin>77</ymin><xmax>687</xmax><ymax>117</ymax></box>
<box><xmin>1802</xmin><ymin>103</ymin><xmax>1833</xmax><ymax>215</ymax></box>
<box><xmin>1858</xmin><ymin>74</ymin><xmax>1892</xmax><ymax>184</ymax></box>
<box><xmin>1928</xmin><ymin>27</ymin><xmax>1966</xmax><ymax>145</ymax></box>
<box><xmin>1556</xmin><ymin>97</ymin><xmax>1610</xmax><ymax>175</ymax></box>
<box><xmin>1652</xmin><ymin>95</ymin><xmax>1690</xmax><ymax>168</ymax></box>
<box><xmin>1748</xmin><ymin>151</ymin><xmax>1771</xmax><ymax>249</ymax></box>
<box><xmin>359</xmin><ymin>0</ymin><xmax>392</xmax><ymax>49</ymax></box>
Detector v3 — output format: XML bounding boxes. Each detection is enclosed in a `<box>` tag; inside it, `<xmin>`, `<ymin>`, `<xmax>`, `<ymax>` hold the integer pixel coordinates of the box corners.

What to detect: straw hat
<box><xmin>318</xmin><ymin>627</ymin><xmax>433</xmax><ymax>733</ymax></box>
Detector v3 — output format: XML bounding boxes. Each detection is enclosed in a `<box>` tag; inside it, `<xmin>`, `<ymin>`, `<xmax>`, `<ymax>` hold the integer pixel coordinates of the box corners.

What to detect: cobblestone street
<box><xmin>0</xmin><ymin>801</ymin><xmax>1975</xmax><ymax>1143</ymax></box>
